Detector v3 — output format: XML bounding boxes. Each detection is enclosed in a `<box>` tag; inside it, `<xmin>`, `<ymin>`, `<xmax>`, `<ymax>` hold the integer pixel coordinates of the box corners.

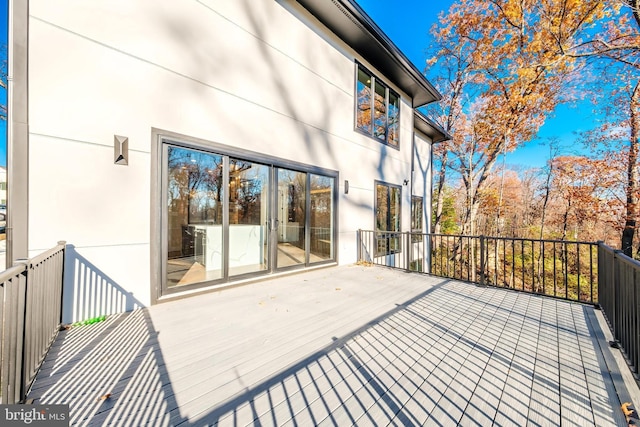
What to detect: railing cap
<box><xmin>13</xmin><ymin>258</ymin><xmax>29</xmax><ymax>267</ymax></box>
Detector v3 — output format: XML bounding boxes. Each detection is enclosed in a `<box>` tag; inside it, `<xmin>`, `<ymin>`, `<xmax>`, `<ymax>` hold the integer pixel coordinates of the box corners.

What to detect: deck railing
<box><xmin>0</xmin><ymin>241</ymin><xmax>66</xmax><ymax>404</ymax></box>
<box><xmin>358</xmin><ymin>230</ymin><xmax>640</xmax><ymax>383</ymax></box>
<box><xmin>597</xmin><ymin>244</ymin><xmax>640</xmax><ymax>378</ymax></box>
<box><xmin>357</xmin><ymin>230</ymin><xmax>598</xmax><ymax>304</ymax></box>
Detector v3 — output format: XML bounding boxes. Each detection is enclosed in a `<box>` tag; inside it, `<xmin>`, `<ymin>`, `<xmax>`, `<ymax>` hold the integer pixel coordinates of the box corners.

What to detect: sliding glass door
<box><xmin>276</xmin><ymin>169</ymin><xmax>307</xmax><ymax>269</ymax></box>
<box><xmin>310</xmin><ymin>174</ymin><xmax>334</xmax><ymax>262</ymax></box>
<box><xmin>166</xmin><ymin>146</ymin><xmax>224</xmax><ymax>288</ymax></box>
<box><xmin>275</xmin><ymin>170</ymin><xmax>335</xmax><ymax>269</ymax></box>
<box><xmin>228</xmin><ymin>159</ymin><xmax>270</xmax><ymax>276</ymax></box>
<box><xmin>162</xmin><ymin>142</ymin><xmax>337</xmax><ymax>294</ymax></box>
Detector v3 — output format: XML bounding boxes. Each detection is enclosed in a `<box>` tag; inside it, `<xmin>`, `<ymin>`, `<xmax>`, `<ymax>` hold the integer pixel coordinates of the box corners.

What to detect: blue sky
<box><xmin>356</xmin><ymin>0</ymin><xmax>600</xmax><ymax>169</ymax></box>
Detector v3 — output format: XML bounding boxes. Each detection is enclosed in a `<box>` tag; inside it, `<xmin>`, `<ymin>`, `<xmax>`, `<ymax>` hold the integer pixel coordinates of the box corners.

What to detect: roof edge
<box><xmin>336</xmin><ymin>0</ymin><xmax>442</xmax><ymax>106</ymax></box>
<box><xmin>414</xmin><ymin>110</ymin><xmax>451</xmax><ymax>143</ymax></box>
<box><xmin>293</xmin><ymin>0</ymin><xmax>442</xmax><ymax>107</ymax></box>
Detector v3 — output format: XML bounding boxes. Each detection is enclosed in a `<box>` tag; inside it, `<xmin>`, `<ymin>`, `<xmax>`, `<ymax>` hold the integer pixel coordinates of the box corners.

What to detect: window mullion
<box><xmin>370</xmin><ymin>76</ymin><xmax>375</xmax><ymax>138</ymax></box>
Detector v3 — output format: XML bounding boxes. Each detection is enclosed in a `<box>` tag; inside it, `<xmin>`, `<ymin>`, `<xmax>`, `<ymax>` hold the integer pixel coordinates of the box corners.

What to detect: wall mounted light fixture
<box><xmin>114</xmin><ymin>135</ymin><xmax>129</xmax><ymax>165</ymax></box>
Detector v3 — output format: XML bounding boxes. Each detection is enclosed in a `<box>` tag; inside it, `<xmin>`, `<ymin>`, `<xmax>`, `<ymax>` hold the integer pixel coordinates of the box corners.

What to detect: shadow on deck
<box><xmin>28</xmin><ymin>265</ymin><xmax>634</xmax><ymax>426</ymax></box>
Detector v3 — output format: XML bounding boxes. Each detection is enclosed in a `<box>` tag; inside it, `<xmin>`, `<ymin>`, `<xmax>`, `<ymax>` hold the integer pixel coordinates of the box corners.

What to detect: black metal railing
<box><xmin>598</xmin><ymin>244</ymin><xmax>640</xmax><ymax>377</ymax></box>
<box><xmin>0</xmin><ymin>241</ymin><xmax>66</xmax><ymax>404</ymax></box>
<box><xmin>357</xmin><ymin>231</ymin><xmax>640</xmax><ymax>380</ymax></box>
<box><xmin>357</xmin><ymin>230</ymin><xmax>598</xmax><ymax>304</ymax></box>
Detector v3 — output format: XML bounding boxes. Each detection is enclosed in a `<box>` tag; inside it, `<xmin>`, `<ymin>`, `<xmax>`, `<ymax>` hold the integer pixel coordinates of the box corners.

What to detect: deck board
<box><xmin>28</xmin><ymin>265</ymin><xmax>635</xmax><ymax>426</ymax></box>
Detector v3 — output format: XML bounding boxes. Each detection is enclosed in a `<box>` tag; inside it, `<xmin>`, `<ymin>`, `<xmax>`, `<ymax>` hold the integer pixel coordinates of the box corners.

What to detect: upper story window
<box><xmin>356</xmin><ymin>64</ymin><xmax>400</xmax><ymax>148</ymax></box>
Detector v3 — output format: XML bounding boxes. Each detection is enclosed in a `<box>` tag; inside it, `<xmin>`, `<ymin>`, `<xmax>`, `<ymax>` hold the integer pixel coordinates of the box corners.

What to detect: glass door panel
<box><xmin>228</xmin><ymin>159</ymin><xmax>270</xmax><ymax>276</ymax></box>
<box><xmin>310</xmin><ymin>174</ymin><xmax>334</xmax><ymax>262</ymax></box>
<box><xmin>166</xmin><ymin>146</ymin><xmax>223</xmax><ymax>288</ymax></box>
<box><xmin>277</xmin><ymin>169</ymin><xmax>306</xmax><ymax>268</ymax></box>
<box><xmin>163</xmin><ymin>141</ymin><xmax>338</xmax><ymax>295</ymax></box>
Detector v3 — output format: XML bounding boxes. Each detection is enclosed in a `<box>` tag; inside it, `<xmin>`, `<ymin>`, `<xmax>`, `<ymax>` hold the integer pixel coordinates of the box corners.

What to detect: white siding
<box><xmin>29</xmin><ymin>0</ymin><xmax>422</xmax><ymax>320</ymax></box>
<box><xmin>413</xmin><ymin>131</ymin><xmax>433</xmax><ymax>233</ymax></box>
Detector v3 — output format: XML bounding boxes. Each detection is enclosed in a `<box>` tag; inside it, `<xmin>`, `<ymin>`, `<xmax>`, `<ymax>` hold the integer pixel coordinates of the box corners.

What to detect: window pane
<box><xmin>228</xmin><ymin>159</ymin><xmax>269</xmax><ymax>276</ymax></box>
<box><xmin>388</xmin><ymin>92</ymin><xmax>400</xmax><ymax>147</ymax></box>
<box><xmin>374</xmin><ymin>82</ymin><xmax>387</xmax><ymax>140</ymax></box>
<box><xmin>375</xmin><ymin>184</ymin><xmax>388</xmax><ymax>231</ymax></box>
<box><xmin>277</xmin><ymin>169</ymin><xmax>307</xmax><ymax>268</ymax></box>
<box><xmin>389</xmin><ymin>186</ymin><xmax>401</xmax><ymax>252</ymax></box>
<box><xmin>375</xmin><ymin>184</ymin><xmax>388</xmax><ymax>256</ymax></box>
<box><xmin>166</xmin><ymin>146</ymin><xmax>223</xmax><ymax>288</ymax></box>
<box><xmin>310</xmin><ymin>174</ymin><xmax>334</xmax><ymax>262</ymax></box>
<box><xmin>356</xmin><ymin>69</ymin><xmax>372</xmax><ymax>134</ymax></box>
<box><xmin>390</xmin><ymin>186</ymin><xmax>400</xmax><ymax>232</ymax></box>
<box><xmin>375</xmin><ymin>183</ymin><xmax>401</xmax><ymax>256</ymax></box>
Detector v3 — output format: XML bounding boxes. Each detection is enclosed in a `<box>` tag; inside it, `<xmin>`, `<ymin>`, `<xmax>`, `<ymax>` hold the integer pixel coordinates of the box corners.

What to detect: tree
<box><xmin>427</xmin><ymin>41</ymin><xmax>473</xmax><ymax>234</ymax></box>
<box><xmin>428</xmin><ymin>0</ymin><xmax>605</xmax><ymax>236</ymax></box>
<box><xmin>538</xmin><ymin>139</ymin><xmax>561</xmax><ymax>241</ymax></box>
<box><xmin>427</xmin><ymin>0</ymin><xmax>640</xmax><ymax>244</ymax></box>
<box><xmin>432</xmin><ymin>186</ymin><xmax>459</xmax><ymax>234</ymax></box>
<box><xmin>475</xmin><ymin>169</ymin><xmax>526</xmax><ymax>236</ymax></box>
<box><xmin>625</xmin><ymin>82</ymin><xmax>640</xmax><ymax>255</ymax></box>
<box><xmin>574</xmin><ymin>2</ymin><xmax>640</xmax><ymax>256</ymax></box>
<box><xmin>547</xmin><ymin>155</ymin><xmax>620</xmax><ymax>241</ymax></box>
<box><xmin>529</xmin><ymin>0</ymin><xmax>640</xmax><ymax>253</ymax></box>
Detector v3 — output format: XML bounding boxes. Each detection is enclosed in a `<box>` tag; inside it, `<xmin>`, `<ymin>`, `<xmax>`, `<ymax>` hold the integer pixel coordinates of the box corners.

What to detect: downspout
<box><xmin>428</xmin><ymin>137</ymin><xmax>433</xmax><ymax>234</ymax></box>
<box><xmin>410</xmin><ymin>127</ymin><xmax>417</xmax><ymax>272</ymax></box>
<box><xmin>410</xmin><ymin>131</ymin><xmax>415</xmax><ymax>221</ymax></box>
<box><xmin>7</xmin><ymin>0</ymin><xmax>29</xmax><ymax>267</ymax></box>
<box><xmin>426</xmin><ymin>133</ymin><xmax>433</xmax><ymax>275</ymax></box>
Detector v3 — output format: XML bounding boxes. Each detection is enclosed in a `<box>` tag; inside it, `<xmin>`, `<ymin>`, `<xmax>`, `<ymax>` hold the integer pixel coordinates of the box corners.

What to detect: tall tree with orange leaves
<box><xmin>427</xmin><ymin>39</ymin><xmax>473</xmax><ymax>234</ymax></box>
<box><xmin>427</xmin><ymin>0</ymin><xmax>634</xmax><ymax>237</ymax></box>
<box><xmin>561</xmin><ymin>0</ymin><xmax>640</xmax><ymax>254</ymax></box>
<box><xmin>580</xmin><ymin>68</ymin><xmax>640</xmax><ymax>253</ymax></box>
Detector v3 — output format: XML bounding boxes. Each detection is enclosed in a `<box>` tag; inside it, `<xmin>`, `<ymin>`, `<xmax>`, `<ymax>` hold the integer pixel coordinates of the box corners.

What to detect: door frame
<box><xmin>151</xmin><ymin>129</ymin><xmax>339</xmax><ymax>302</ymax></box>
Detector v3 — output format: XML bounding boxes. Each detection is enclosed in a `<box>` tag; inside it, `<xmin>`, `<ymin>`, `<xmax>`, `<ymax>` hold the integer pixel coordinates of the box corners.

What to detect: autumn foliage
<box><xmin>428</xmin><ymin>0</ymin><xmax>640</xmax><ymax>252</ymax></box>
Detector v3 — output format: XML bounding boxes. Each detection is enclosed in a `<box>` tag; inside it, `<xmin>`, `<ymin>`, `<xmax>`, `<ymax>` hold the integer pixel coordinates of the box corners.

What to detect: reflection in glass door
<box><xmin>162</xmin><ymin>141</ymin><xmax>337</xmax><ymax>294</ymax></box>
<box><xmin>166</xmin><ymin>146</ymin><xmax>224</xmax><ymax>288</ymax></box>
<box><xmin>277</xmin><ymin>169</ymin><xmax>307</xmax><ymax>268</ymax></box>
<box><xmin>228</xmin><ymin>159</ymin><xmax>269</xmax><ymax>276</ymax></box>
<box><xmin>310</xmin><ymin>174</ymin><xmax>334</xmax><ymax>262</ymax></box>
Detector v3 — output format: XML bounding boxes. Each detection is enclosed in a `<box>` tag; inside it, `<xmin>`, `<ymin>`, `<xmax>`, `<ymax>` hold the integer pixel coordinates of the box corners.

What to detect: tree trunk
<box><xmin>561</xmin><ymin>198</ymin><xmax>572</xmax><ymax>241</ymax></box>
<box><xmin>432</xmin><ymin>151</ymin><xmax>449</xmax><ymax>234</ymax></box>
<box><xmin>460</xmin><ymin>148</ymin><xmax>501</xmax><ymax>237</ymax></box>
<box><xmin>623</xmin><ymin>81</ymin><xmax>640</xmax><ymax>257</ymax></box>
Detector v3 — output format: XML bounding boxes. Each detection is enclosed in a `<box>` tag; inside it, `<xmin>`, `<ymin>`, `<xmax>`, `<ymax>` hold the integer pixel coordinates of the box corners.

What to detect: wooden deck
<box><xmin>28</xmin><ymin>265</ymin><xmax>635</xmax><ymax>426</ymax></box>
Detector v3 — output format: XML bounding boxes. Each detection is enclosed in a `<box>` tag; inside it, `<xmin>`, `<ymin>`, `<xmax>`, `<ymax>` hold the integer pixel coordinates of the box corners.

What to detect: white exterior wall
<box><xmin>29</xmin><ymin>0</ymin><xmax>420</xmax><ymax>321</ymax></box>
<box><xmin>413</xmin><ymin>132</ymin><xmax>434</xmax><ymax>234</ymax></box>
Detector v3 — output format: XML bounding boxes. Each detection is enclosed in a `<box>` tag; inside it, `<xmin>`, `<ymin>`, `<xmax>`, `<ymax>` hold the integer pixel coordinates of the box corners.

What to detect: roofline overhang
<box><xmin>293</xmin><ymin>0</ymin><xmax>442</xmax><ymax>108</ymax></box>
<box><xmin>414</xmin><ymin>110</ymin><xmax>451</xmax><ymax>143</ymax></box>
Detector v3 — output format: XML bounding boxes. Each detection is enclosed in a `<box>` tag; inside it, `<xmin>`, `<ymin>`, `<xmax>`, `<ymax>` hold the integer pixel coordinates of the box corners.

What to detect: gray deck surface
<box><xmin>29</xmin><ymin>265</ymin><xmax>632</xmax><ymax>426</ymax></box>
